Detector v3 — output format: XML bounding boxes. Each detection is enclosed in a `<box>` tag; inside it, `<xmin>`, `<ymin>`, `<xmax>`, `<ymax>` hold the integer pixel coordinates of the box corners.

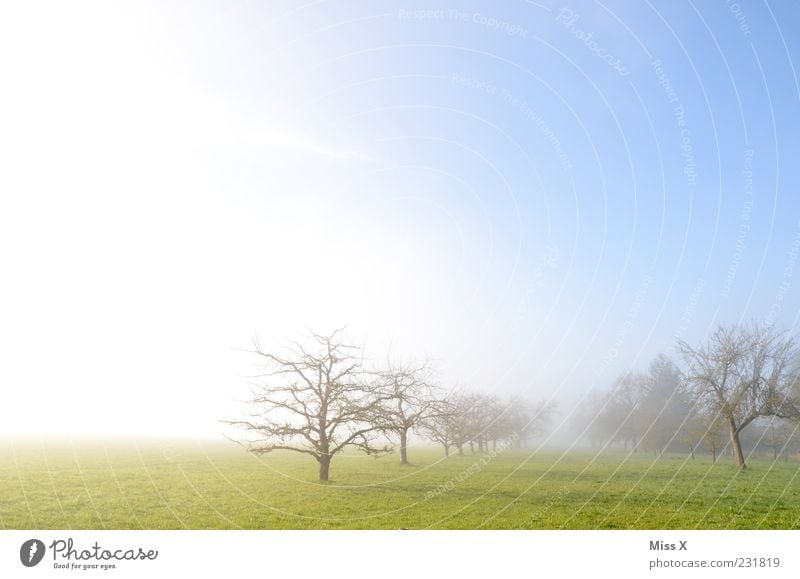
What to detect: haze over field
<box><xmin>1</xmin><ymin>0</ymin><xmax>800</xmax><ymax>442</ymax></box>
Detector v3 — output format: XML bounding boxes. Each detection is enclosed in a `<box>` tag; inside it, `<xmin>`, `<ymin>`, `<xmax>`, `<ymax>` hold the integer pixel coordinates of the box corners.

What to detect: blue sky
<box><xmin>1</xmin><ymin>0</ymin><xmax>799</xmax><ymax>436</ymax></box>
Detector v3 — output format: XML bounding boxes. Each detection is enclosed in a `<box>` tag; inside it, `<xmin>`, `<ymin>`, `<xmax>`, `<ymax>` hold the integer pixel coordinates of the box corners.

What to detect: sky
<box><xmin>1</xmin><ymin>0</ymin><xmax>799</xmax><ymax>438</ymax></box>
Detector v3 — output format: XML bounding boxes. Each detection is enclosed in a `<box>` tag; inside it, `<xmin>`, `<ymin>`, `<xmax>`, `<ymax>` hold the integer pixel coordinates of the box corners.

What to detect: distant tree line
<box><xmin>224</xmin><ymin>329</ymin><xmax>554</xmax><ymax>481</ymax></box>
<box><xmin>571</xmin><ymin>322</ymin><xmax>800</xmax><ymax>469</ymax></box>
<box><xmin>225</xmin><ymin>322</ymin><xmax>800</xmax><ymax>479</ymax></box>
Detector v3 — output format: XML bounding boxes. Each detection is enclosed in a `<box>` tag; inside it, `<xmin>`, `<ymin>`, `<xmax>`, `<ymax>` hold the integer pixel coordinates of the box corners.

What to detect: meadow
<box><xmin>1</xmin><ymin>439</ymin><xmax>799</xmax><ymax>529</ymax></box>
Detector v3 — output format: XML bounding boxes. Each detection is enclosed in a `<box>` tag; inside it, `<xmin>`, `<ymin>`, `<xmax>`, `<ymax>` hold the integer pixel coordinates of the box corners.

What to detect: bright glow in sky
<box><xmin>1</xmin><ymin>1</ymin><xmax>800</xmax><ymax>438</ymax></box>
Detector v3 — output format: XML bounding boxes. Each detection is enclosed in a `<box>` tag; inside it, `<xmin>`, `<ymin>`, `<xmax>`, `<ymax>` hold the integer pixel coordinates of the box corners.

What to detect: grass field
<box><xmin>1</xmin><ymin>439</ymin><xmax>799</xmax><ymax>529</ymax></box>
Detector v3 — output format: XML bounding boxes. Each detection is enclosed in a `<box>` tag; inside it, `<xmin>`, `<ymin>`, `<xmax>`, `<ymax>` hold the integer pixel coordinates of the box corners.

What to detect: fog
<box><xmin>1</xmin><ymin>1</ymin><xmax>799</xmax><ymax>443</ymax></box>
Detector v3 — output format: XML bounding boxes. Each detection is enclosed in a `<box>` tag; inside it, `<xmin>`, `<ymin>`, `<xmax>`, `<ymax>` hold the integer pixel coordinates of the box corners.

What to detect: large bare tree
<box><xmin>678</xmin><ymin>322</ymin><xmax>800</xmax><ymax>468</ymax></box>
<box><xmin>224</xmin><ymin>329</ymin><xmax>391</xmax><ymax>481</ymax></box>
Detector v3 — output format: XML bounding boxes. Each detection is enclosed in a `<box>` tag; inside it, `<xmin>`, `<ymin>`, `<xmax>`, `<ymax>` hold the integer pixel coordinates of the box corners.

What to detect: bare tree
<box><xmin>224</xmin><ymin>329</ymin><xmax>392</xmax><ymax>481</ymax></box>
<box><xmin>421</xmin><ymin>393</ymin><xmax>472</xmax><ymax>457</ymax></box>
<box><xmin>505</xmin><ymin>396</ymin><xmax>557</xmax><ymax>448</ymax></box>
<box><xmin>424</xmin><ymin>392</ymin><xmax>555</xmax><ymax>454</ymax></box>
<box><xmin>700</xmin><ymin>408</ymin><xmax>727</xmax><ymax>463</ymax></box>
<box><xmin>678</xmin><ymin>322</ymin><xmax>800</xmax><ymax>469</ymax></box>
<box><xmin>463</xmin><ymin>393</ymin><xmax>497</xmax><ymax>453</ymax></box>
<box><xmin>758</xmin><ymin>417</ymin><xmax>797</xmax><ymax>461</ymax></box>
<box><xmin>419</xmin><ymin>403</ymin><xmax>457</xmax><ymax>457</ymax></box>
<box><xmin>376</xmin><ymin>360</ymin><xmax>439</xmax><ymax>465</ymax></box>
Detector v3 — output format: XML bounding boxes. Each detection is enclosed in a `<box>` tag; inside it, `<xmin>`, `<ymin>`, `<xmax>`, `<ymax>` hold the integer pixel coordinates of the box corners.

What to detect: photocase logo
<box><xmin>20</xmin><ymin>539</ymin><xmax>46</xmax><ymax>567</ymax></box>
<box><xmin>16</xmin><ymin>537</ymin><xmax>158</xmax><ymax>571</ymax></box>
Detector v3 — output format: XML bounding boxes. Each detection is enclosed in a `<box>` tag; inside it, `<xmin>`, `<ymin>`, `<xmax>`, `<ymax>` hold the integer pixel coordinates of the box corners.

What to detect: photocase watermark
<box><xmin>18</xmin><ymin>537</ymin><xmax>159</xmax><ymax>571</ymax></box>
<box><xmin>556</xmin><ymin>7</ymin><xmax>630</xmax><ymax>76</ymax></box>
<box><xmin>652</xmin><ymin>59</ymin><xmax>697</xmax><ymax>188</ymax></box>
<box><xmin>396</xmin><ymin>8</ymin><xmax>446</xmax><ymax>21</ymax></box>
<box><xmin>523</xmin><ymin>486</ymin><xmax>572</xmax><ymax>527</ymax></box>
<box><xmin>725</xmin><ymin>0</ymin><xmax>752</xmax><ymax>36</ymax></box>
<box><xmin>450</xmin><ymin>72</ymin><xmax>500</xmax><ymax>96</ymax></box>
<box><xmin>673</xmin><ymin>277</ymin><xmax>707</xmax><ymax>343</ymax></box>
<box><xmin>596</xmin><ymin>274</ymin><xmax>653</xmax><ymax>378</ymax></box>
<box><xmin>515</xmin><ymin>245</ymin><xmax>561</xmax><ymax>322</ymax></box>
<box><xmin>161</xmin><ymin>442</ymin><xmax>181</xmax><ymax>463</ymax></box>
<box><xmin>450</xmin><ymin>74</ymin><xmax>573</xmax><ymax>170</ymax></box>
<box><xmin>721</xmin><ymin>149</ymin><xmax>755</xmax><ymax>298</ymax></box>
<box><xmin>765</xmin><ymin>221</ymin><xmax>800</xmax><ymax>327</ymax></box>
<box><xmin>397</xmin><ymin>8</ymin><xmax>529</xmax><ymax>38</ymax></box>
<box><xmin>20</xmin><ymin>539</ymin><xmax>46</xmax><ymax>567</ymax></box>
<box><xmin>424</xmin><ymin>435</ymin><xmax>518</xmax><ymax>500</ymax></box>
<box><xmin>502</xmin><ymin>90</ymin><xmax>573</xmax><ymax>170</ymax></box>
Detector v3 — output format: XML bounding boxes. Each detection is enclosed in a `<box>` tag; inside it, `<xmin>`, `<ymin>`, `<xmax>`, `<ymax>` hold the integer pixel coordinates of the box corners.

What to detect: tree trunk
<box><xmin>689</xmin><ymin>443</ymin><xmax>695</xmax><ymax>460</ymax></box>
<box><xmin>769</xmin><ymin>430</ymin><xmax>777</xmax><ymax>460</ymax></box>
<box><xmin>319</xmin><ymin>454</ymin><xmax>331</xmax><ymax>481</ymax></box>
<box><xmin>469</xmin><ymin>441</ymin><xmax>474</xmax><ymax>454</ymax></box>
<box><xmin>711</xmin><ymin>446</ymin><xmax>717</xmax><ymax>463</ymax></box>
<box><xmin>399</xmin><ymin>429</ymin><xmax>409</xmax><ymax>465</ymax></box>
<box><xmin>443</xmin><ymin>444</ymin><xmax>449</xmax><ymax>457</ymax></box>
<box><xmin>457</xmin><ymin>444</ymin><xmax>463</xmax><ymax>455</ymax></box>
<box><xmin>727</xmin><ymin>416</ymin><xmax>746</xmax><ymax>469</ymax></box>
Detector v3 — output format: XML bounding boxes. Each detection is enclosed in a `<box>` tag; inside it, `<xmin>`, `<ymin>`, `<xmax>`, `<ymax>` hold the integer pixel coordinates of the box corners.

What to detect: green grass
<box><xmin>1</xmin><ymin>439</ymin><xmax>799</xmax><ymax>529</ymax></box>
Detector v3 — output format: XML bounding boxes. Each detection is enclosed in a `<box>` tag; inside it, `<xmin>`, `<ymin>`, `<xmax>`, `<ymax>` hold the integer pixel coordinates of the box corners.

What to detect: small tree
<box><xmin>505</xmin><ymin>396</ymin><xmax>556</xmax><ymax>448</ymax></box>
<box><xmin>760</xmin><ymin>417</ymin><xmax>796</xmax><ymax>461</ymax></box>
<box><xmin>421</xmin><ymin>393</ymin><xmax>472</xmax><ymax>457</ymax></box>
<box><xmin>570</xmin><ymin>390</ymin><xmax>607</xmax><ymax>449</ymax></box>
<box><xmin>376</xmin><ymin>360</ymin><xmax>439</xmax><ymax>465</ymax></box>
<box><xmin>463</xmin><ymin>394</ymin><xmax>498</xmax><ymax>453</ymax></box>
<box><xmin>594</xmin><ymin>373</ymin><xmax>645</xmax><ymax>450</ymax></box>
<box><xmin>224</xmin><ymin>329</ymin><xmax>391</xmax><ymax>481</ymax></box>
<box><xmin>677</xmin><ymin>401</ymin><xmax>705</xmax><ymax>460</ymax></box>
<box><xmin>638</xmin><ymin>355</ymin><xmax>687</xmax><ymax>455</ymax></box>
<box><xmin>700</xmin><ymin>409</ymin><xmax>727</xmax><ymax>463</ymax></box>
